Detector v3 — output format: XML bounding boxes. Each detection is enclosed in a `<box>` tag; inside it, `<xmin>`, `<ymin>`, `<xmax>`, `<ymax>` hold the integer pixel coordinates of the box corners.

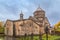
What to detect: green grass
<box><xmin>43</xmin><ymin>34</ymin><xmax>60</xmax><ymax>40</ymax></box>
<box><xmin>16</xmin><ymin>34</ymin><xmax>60</xmax><ymax>40</ymax></box>
<box><xmin>42</xmin><ymin>34</ymin><xmax>60</xmax><ymax>40</ymax></box>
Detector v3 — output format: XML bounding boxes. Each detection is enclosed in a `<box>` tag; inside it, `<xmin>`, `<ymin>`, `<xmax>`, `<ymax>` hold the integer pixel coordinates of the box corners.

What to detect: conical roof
<box><xmin>20</xmin><ymin>11</ymin><xmax>23</xmax><ymax>15</ymax></box>
<box><xmin>34</xmin><ymin>6</ymin><xmax>45</xmax><ymax>13</ymax></box>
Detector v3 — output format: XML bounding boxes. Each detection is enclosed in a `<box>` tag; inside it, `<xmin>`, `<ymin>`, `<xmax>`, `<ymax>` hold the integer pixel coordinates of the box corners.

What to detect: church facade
<box><xmin>4</xmin><ymin>7</ymin><xmax>50</xmax><ymax>36</ymax></box>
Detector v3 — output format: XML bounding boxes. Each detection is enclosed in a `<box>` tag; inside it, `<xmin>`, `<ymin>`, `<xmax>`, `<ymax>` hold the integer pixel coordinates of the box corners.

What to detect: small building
<box><xmin>4</xmin><ymin>6</ymin><xmax>50</xmax><ymax>36</ymax></box>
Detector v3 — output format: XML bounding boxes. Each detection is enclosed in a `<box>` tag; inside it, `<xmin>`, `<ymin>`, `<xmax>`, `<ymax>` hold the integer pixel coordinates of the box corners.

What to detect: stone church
<box><xmin>4</xmin><ymin>6</ymin><xmax>50</xmax><ymax>36</ymax></box>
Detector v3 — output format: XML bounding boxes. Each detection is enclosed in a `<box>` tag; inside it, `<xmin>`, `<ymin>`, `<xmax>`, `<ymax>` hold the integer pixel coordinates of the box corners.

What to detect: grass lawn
<box><xmin>42</xmin><ymin>34</ymin><xmax>60</xmax><ymax>40</ymax></box>
<box><xmin>16</xmin><ymin>34</ymin><xmax>60</xmax><ymax>40</ymax></box>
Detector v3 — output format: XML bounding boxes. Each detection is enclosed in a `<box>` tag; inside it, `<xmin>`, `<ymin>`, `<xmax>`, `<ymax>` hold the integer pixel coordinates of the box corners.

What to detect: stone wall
<box><xmin>14</xmin><ymin>20</ymin><xmax>40</xmax><ymax>36</ymax></box>
<box><xmin>5</xmin><ymin>20</ymin><xmax>13</xmax><ymax>36</ymax></box>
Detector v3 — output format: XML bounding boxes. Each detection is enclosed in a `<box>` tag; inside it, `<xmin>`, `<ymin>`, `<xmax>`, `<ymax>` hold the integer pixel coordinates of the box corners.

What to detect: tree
<box><xmin>0</xmin><ymin>21</ymin><xmax>4</xmax><ymax>33</ymax></box>
<box><xmin>0</xmin><ymin>21</ymin><xmax>3</xmax><ymax>27</ymax></box>
<box><xmin>54</xmin><ymin>21</ymin><xmax>60</xmax><ymax>31</ymax></box>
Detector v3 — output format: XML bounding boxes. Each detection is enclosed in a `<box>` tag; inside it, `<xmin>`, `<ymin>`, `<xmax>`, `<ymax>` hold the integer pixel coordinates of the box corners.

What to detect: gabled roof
<box><xmin>5</xmin><ymin>18</ymin><xmax>41</xmax><ymax>27</ymax></box>
<box><xmin>45</xmin><ymin>17</ymin><xmax>50</xmax><ymax>26</ymax></box>
<box><xmin>4</xmin><ymin>19</ymin><xmax>29</xmax><ymax>27</ymax></box>
<box><xmin>4</xmin><ymin>19</ymin><xmax>13</xmax><ymax>27</ymax></box>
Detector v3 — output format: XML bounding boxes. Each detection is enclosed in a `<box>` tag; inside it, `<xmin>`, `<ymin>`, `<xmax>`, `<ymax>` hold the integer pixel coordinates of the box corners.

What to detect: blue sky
<box><xmin>0</xmin><ymin>0</ymin><xmax>60</xmax><ymax>26</ymax></box>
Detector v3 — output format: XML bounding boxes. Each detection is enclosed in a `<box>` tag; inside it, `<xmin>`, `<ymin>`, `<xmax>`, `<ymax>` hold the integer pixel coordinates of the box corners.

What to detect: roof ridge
<box><xmin>30</xmin><ymin>19</ymin><xmax>40</xmax><ymax>27</ymax></box>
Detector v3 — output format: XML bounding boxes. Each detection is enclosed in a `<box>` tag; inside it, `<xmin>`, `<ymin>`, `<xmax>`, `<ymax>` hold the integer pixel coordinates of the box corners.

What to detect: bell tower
<box><xmin>20</xmin><ymin>11</ymin><xmax>23</xmax><ymax>20</ymax></box>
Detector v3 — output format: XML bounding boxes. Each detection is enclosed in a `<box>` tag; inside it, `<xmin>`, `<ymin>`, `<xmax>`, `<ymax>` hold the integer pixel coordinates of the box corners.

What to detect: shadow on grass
<box><xmin>55</xmin><ymin>38</ymin><xmax>60</xmax><ymax>40</ymax></box>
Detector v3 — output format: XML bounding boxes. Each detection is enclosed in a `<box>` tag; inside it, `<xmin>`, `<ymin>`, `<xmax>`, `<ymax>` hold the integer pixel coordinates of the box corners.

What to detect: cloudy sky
<box><xmin>0</xmin><ymin>0</ymin><xmax>60</xmax><ymax>26</ymax></box>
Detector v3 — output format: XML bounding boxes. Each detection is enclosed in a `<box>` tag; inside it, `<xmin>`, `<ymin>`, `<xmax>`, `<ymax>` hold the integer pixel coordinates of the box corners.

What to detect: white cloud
<box><xmin>0</xmin><ymin>0</ymin><xmax>60</xmax><ymax>26</ymax></box>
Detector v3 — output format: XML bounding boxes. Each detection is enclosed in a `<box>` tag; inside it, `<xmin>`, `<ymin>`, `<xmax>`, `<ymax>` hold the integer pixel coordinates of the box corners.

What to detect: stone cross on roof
<box><xmin>37</xmin><ymin>6</ymin><xmax>42</xmax><ymax>10</ymax></box>
<box><xmin>35</xmin><ymin>6</ymin><xmax>44</xmax><ymax>12</ymax></box>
